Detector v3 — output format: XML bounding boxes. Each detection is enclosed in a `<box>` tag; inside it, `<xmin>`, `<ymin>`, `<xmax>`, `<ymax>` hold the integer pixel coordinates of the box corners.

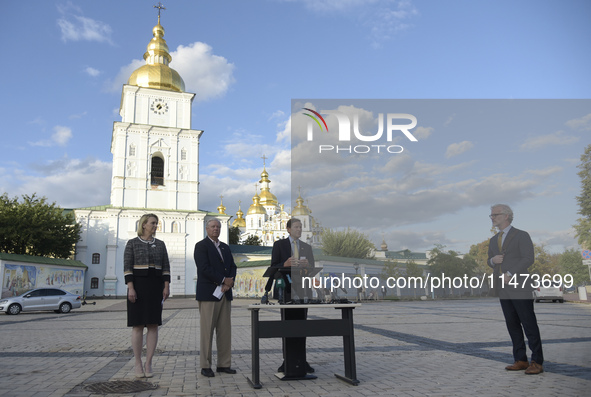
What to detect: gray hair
<box><xmin>491</xmin><ymin>204</ymin><xmax>513</xmax><ymax>223</ymax></box>
<box><xmin>206</xmin><ymin>218</ymin><xmax>221</xmax><ymax>228</ymax></box>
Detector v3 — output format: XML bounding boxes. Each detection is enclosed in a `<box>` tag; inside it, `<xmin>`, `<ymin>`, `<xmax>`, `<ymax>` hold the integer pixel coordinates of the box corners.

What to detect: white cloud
<box><xmin>277</xmin><ymin>0</ymin><xmax>418</xmax><ymax>47</ymax></box>
<box><xmin>566</xmin><ymin>113</ymin><xmax>591</xmax><ymax>131</ymax></box>
<box><xmin>172</xmin><ymin>42</ymin><xmax>235</xmax><ymax>102</ymax></box>
<box><xmin>57</xmin><ymin>7</ymin><xmax>113</xmax><ymax>44</ymax></box>
<box><xmin>52</xmin><ymin>126</ymin><xmax>73</xmax><ymax>146</ymax></box>
<box><xmin>84</xmin><ymin>66</ymin><xmax>101</xmax><ymax>77</ymax></box>
<box><xmin>445</xmin><ymin>140</ymin><xmax>474</xmax><ymax>158</ymax></box>
<box><xmin>1</xmin><ymin>157</ymin><xmax>112</xmax><ymax>208</ymax></box>
<box><xmin>29</xmin><ymin>126</ymin><xmax>73</xmax><ymax>147</ymax></box>
<box><xmin>105</xmin><ymin>59</ymin><xmax>144</xmax><ymax>93</ymax></box>
<box><xmin>520</xmin><ymin>130</ymin><xmax>579</xmax><ymax>151</ymax></box>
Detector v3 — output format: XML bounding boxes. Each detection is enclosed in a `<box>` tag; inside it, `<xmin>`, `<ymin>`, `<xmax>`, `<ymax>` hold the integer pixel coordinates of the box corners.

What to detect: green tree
<box><xmin>321</xmin><ymin>227</ymin><xmax>375</xmax><ymax>259</ymax></box>
<box><xmin>380</xmin><ymin>260</ymin><xmax>402</xmax><ymax>281</ymax></box>
<box><xmin>228</xmin><ymin>226</ymin><xmax>241</xmax><ymax>245</ymax></box>
<box><xmin>558</xmin><ymin>247</ymin><xmax>588</xmax><ymax>287</ymax></box>
<box><xmin>405</xmin><ymin>260</ymin><xmax>424</xmax><ymax>279</ymax></box>
<box><xmin>530</xmin><ymin>244</ymin><xmax>559</xmax><ymax>277</ymax></box>
<box><xmin>244</xmin><ymin>234</ymin><xmax>262</xmax><ymax>246</ymax></box>
<box><xmin>466</xmin><ymin>239</ymin><xmax>492</xmax><ymax>276</ymax></box>
<box><xmin>0</xmin><ymin>193</ymin><xmax>81</xmax><ymax>259</ymax></box>
<box><xmin>574</xmin><ymin>144</ymin><xmax>591</xmax><ymax>249</ymax></box>
<box><xmin>427</xmin><ymin>245</ymin><xmax>477</xmax><ymax>296</ymax></box>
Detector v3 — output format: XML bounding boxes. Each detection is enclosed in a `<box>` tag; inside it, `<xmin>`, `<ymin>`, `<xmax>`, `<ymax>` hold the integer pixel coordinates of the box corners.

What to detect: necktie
<box><xmin>497</xmin><ymin>231</ymin><xmax>504</xmax><ymax>252</ymax></box>
<box><xmin>293</xmin><ymin>240</ymin><xmax>299</xmax><ymax>259</ymax></box>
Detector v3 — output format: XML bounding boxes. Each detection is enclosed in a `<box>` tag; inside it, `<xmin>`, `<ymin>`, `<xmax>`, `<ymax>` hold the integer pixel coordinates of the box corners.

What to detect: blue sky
<box><xmin>1</xmin><ymin>0</ymin><xmax>590</xmax><ymax>254</ymax></box>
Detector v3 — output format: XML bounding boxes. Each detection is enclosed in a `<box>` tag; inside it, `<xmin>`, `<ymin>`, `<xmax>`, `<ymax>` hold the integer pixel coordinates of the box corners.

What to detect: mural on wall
<box><xmin>3</xmin><ymin>264</ymin><xmax>37</xmax><ymax>298</ymax></box>
<box><xmin>235</xmin><ymin>268</ymin><xmax>267</xmax><ymax>298</ymax></box>
<box><xmin>2</xmin><ymin>263</ymin><xmax>84</xmax><ymax>298</ymax></box>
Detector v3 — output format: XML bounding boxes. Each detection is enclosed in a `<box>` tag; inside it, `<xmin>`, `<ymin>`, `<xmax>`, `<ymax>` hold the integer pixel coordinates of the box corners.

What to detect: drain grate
<box><xmin>83</xmin><ymin>380</ymin><xmax>158</xmax><ymax>394</ymax></box>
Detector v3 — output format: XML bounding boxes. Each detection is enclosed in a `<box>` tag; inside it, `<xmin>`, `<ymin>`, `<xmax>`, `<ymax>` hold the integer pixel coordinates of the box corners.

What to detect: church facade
<box><xmin>74</xmin><ymin>16</ymin><xmax>229</xmax><ymax>298</ymax></box>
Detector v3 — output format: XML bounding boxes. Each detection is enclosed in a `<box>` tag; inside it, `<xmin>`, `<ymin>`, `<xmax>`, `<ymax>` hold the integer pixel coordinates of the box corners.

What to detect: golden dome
<box><xmin>232</xmin><ymin>202</ymin><xmax>246</xmax><ymax>228</ymax></box>
<box><xmin>247</xmin><ymin>194</ymin><xmax>266</xmax><ymax>215</ymax></box>
<box><xmin>217</xmin><ymin>197</ymin><xmax>226</xmax><ymax>215</ymax></box>
<box><xmin>258</xmin><ymin>168</ymin><xmax>278</xmax><ymax>206</ymax></box>
<box><xmin>127</xmin><ymin>18</ymin><xmax>185</xmax><ymax>92</ymax></box>
<box><xmin>292</xmin><ymin>194</ymin><xmax>310</xmax><ymax>216</ymax></box>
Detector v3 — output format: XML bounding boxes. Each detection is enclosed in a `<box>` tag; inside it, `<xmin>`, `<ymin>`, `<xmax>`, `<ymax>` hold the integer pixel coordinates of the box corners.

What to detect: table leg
<box><xmin>247</xmin><ymin>309</ymin><xmax>262</xmax><ymax>389</ymax></box>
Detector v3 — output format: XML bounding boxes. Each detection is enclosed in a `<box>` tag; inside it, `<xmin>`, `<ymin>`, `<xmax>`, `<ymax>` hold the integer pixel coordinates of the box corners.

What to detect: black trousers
<box><xmin>500</xmin><ymin>299</ymin><xmax>544</xmax><ymax>364</ymax></box>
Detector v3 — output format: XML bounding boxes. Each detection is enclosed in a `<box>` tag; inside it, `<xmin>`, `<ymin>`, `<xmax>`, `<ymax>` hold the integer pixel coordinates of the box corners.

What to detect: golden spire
<box><xmin>127</xmin><ymin>4</ymin><xmax>185</xmax><ymax>92</ymax></box>
<box><xmin>217</xmin><ymin>195</ymin><xmax>227</xmax><ymax>215</ymax></box>
<box><xmin>232</xmin><ymin>200</ymin><xmax>246</xmax><ymax>228</ymax></box>
<box><xmin>258</xmin><ymin>154</ymin><xmax>278</xmax><ymax>206</ymax></box>
<box><xmin>292</xmin><ymin>188</ymin><xmax>310</xmax><ymax>216</ymax></box>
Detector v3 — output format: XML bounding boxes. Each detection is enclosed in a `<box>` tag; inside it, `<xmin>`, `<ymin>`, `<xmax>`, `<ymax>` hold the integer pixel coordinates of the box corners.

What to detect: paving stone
<box><xmin>0</xmin><ymin>298</ymin><xmax>589</xmax><ymax>396</ymax></box>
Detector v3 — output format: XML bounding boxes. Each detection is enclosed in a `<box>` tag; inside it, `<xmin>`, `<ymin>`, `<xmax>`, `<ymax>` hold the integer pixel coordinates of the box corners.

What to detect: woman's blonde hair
<box><xmin>137</xmin><ymin>213</ymin><xmax>159</xmax><ymax>237</ymax></box>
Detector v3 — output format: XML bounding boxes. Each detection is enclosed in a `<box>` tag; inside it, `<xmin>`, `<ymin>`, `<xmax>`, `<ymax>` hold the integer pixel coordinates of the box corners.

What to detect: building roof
<box><xmin>0</xmin><ymin>253</ymin><xmax>88</xmax><ymax>269</ymax></box>
<box><xmin>236</xmin><ymin>259</ymin><xmax>271</xmax><ymax>268</ymax></box>
<box><xmin>384</xmin><ymin>249</ymin><xmax>427</xmax><ymax>261</ymax></box>
<box><xmin>229</xmin><ymin>244</ymin><xmax>273</xmax><ymax>255</ymax></box>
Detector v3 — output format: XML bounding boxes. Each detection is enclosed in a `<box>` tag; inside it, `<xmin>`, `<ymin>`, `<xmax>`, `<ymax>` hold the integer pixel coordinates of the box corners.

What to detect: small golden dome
<box><xmin>292</xmin><ymin>194</ymin><xmax>310</xmax><ymax>216</ymax></box>
<box><xmin>247</xmin><ymin>195</ymin><xmax>267</xmax><ymax>215</ymax></box>
<box><xmin>232</xmin><ymin>202</ymin><xmax>246</xmax><ymax>228</ymax></box>
<box><xmin>127</xmin><ymin>19</ymin><xmax>185</xmax><ymax>92</ymax></box>
<box><xmin>258</xmin><ymin>167</ymin><xmax>278</xmax><ymax>206</ymax></box>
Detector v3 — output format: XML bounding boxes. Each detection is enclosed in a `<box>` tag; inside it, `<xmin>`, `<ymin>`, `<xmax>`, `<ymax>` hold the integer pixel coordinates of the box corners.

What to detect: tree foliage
<box><xmin>427</xmin><ymin>244</ymin><xmax>477</xmax><ymax>279</ymax></box>
<box><xmin>405</xmin><ymin>260</ymin><xmax>424</xmax><ymax>279</ymax></box>
<box><xmin>0</xmin><ymin>193</ymin><xmax>81</xmax><ymax>259</ymax></box>
<box><xmin>380</xmin><ymin>260</ymin><xmax>402</xmax><ymax>280</ymax></box>
<box><xmin>321</xmin><ymin>227</ymin><xmax>375</xmax><ymax>259</ymax></box>
<box><xmin>558</xmin><ymin>248</ymin><xmax>587</xmax><ymax>286</ymax></box>
<box><xmin>228</xmin><ymin>226</ymin><xmax>241</xmax><ymax>245</ymax></box>
<box><xmin>529</xmin><ymin>244</ymin><xmax>559</xmax><ymax>277</ymax></box>
<box><xmin>244</xmin><ymin>234</ymin><xmax>262</xmax><ymax>246</ymax></box>
<box><xmin>466</xmin><ymin>239</ymin><xmax>492</xmax><ymax>275</ymax></box>
<box><xmin>574</xmin><ymin>144</ymin><xmax>591</xmax><ymax>249</ymax></box>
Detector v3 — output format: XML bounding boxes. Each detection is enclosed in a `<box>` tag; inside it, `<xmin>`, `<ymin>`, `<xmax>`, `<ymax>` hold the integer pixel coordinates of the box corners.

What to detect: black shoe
<box><xmin>201</xmin><ymin>368</ymin><xmax>215</xmax><ymax>377</ymax></box>
<box><xmin>216</xmin><ymin>367</ymin><xmax>237</xmax><ymax>374</ymax></box>
<box><xmin>277</xmin><ymin>362</ymin><xmax>285</xmax><ymax>373</ymax></box>
<box><xmin>306</xmin><ymin>362</ymin><xmax>315</xmax><ymax>373</ymax></box>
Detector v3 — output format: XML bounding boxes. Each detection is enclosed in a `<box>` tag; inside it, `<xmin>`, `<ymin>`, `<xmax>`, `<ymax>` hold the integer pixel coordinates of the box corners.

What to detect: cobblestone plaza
<box><xmin>0</xmin><ymin>298</ymin><xmax>589</xmax><ymax>396</ymax></box>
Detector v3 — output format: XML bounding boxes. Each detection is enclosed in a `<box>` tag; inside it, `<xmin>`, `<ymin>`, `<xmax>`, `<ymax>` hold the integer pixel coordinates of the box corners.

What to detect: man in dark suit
<box><xmin>194</xmin><ymin>218</ymin><xmax>237</xmax><ymax>377</ymax></box>
<box><xmin>271</xmin><ymin>218</ymin><xmax>315</xmax><ymax>374</ymax></box>
<box><xmin>488</xmin><ymin>204</ymin><xmax>544</xmax><ymax>375</ymax></box>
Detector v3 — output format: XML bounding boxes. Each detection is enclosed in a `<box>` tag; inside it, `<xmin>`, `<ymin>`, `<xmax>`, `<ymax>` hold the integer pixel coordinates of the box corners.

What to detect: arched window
<box><xmin>151</xmin><ymin>155</ymin><xmax>164</xmax><ymax>185</ymax></box>
<box><xmin>90</xmin><ymin>277</ymin><xmax>99</xmax><ymax>289</ymax></box>
<box><xmin>91</xmin><ymin>253</ymin><xmax>100</xmax><ymax>264</ymax></box>
<box><xmin>172</xmin><ymin>221</ymin><xmax>179</xmax><ymax>233</ymax></box>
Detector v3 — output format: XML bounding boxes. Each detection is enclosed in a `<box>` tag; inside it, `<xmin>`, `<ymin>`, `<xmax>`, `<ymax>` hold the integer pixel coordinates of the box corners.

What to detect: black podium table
<box><xmin>247</xmin><ymin>303</ymin><xmax>361</xmax><ymax>389</ymax></box>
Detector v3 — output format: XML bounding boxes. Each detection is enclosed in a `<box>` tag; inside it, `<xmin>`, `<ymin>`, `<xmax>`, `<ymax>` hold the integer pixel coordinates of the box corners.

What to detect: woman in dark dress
<box><xmin>124</xmin><ymin>213</ymin><xmax>170</xmax><ymax>378</ymax></box>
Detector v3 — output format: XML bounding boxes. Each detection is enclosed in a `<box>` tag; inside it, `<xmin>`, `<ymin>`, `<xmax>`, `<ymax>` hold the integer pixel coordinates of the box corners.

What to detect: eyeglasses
<box><xmin>489</xmin><ymin>213</ymin><xmax>505</xmax><ymax>219</ymax></box>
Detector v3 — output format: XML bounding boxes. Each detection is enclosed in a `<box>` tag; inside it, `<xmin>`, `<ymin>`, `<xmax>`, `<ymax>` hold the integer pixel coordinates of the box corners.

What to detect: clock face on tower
<box><xmin>150</xmin><ymin>99</ymin><xmax>169</xmax><ymax>115</ymax></box>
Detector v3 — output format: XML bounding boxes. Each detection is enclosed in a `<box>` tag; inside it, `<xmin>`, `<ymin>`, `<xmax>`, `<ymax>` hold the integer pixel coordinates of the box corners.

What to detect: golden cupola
<box><xmin>247</xmin><ymin>193</ymin><xmax>267</xmax><ymax>215</ymax></box>
<box><xmin>127</xmin><ymin>15</ymin><xmax>185</xmax><ymax>92</ymax></box>
<box><xmin>292</xmin><ymin>194</ymin><xmax>310</xmax><ymax>216</ymax></box>
<box><xmin>232</xmin><ymin>201</ymin><xmax>246</xmax><ymax>228</ymax></box>
<box><xmin>258</xmin><ymin>168</ymin><xmax>278</xmax><ymax>206</ymax></box>
<box><xmin>217</xmin><ymin>197</ymin><xmax>227</xmax><ymax>215</ymax></box>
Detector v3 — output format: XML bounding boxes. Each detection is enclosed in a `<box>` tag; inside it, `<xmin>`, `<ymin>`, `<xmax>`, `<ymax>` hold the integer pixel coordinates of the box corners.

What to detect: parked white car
<box><xmin>533</xmin><ymin>284</ymin><xmax>564</xmax><ymax>303</ymax></box>
<box><xmin>0</xmin><ymin>288</ymin><xmax>82</xmax><ymax>315</ymax></box>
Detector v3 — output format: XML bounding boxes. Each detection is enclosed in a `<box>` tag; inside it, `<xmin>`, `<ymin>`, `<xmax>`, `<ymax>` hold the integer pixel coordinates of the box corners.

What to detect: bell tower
<box><xmin>110</xmin><ymin>11</ymin><xmax>202</xmax><ymax>211</ymax></box>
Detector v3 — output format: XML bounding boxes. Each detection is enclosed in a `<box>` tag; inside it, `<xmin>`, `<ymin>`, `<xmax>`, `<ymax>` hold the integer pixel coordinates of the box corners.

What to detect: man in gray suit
<box><xmin>488</xmin><ymin>204</ymin><xmax>544</xmax><ymax>375</ymax></box>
